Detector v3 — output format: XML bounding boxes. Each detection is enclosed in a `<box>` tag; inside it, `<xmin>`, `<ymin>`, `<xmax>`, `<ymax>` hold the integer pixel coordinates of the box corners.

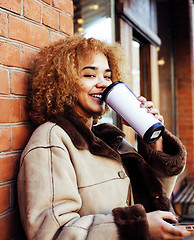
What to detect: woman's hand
<box><xmin>121</xmin><ymin>96</ymin><xmax>164</xmax><ymax>126</ymax></box>
<box><xmin>138</xmin><ymin>96</ymin><xmax>164</xmax><ymax>150</ymax></box>
<box><xmin>147</xmin><ymin>211</ymin><xmax>191</xmax><ymax>240</ymax></box>
<box><xmin>121</xmin><ymin>96</ymin><xmax>164</xmax><ymax>150</ymax></box>
<box><xmin>137</xmin><ymin>96</ymin><xmax>164</xmax><ymax>125</ymax></box>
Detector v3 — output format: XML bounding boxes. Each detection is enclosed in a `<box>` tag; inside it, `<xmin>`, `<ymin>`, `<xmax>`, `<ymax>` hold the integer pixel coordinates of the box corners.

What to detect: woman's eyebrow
<box><xmin>82</xmin><ymin>66</ymin><xmax>96</xmax><ymax>70</ymax></box>
<box><xmin>82</xmin><ymin>66</ymin><xmax>112</xmax><ymax>72</ymax></box>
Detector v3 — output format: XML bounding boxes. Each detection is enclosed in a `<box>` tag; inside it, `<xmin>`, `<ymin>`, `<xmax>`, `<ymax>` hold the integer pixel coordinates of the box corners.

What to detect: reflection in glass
<box><xmin>74</xmin><ymin>0</ymin><xmax>113</xmax><ymax>43</ymax></box>
<box><xmin>132</xmin><ymin>41</ymin><xmax>140</xmax><ymax>97</ymax></box>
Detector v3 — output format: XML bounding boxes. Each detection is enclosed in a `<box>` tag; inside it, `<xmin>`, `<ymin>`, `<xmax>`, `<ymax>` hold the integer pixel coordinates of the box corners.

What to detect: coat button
<box><xmin>153</xmin><ymin>193</ymin><xmax>160</xmax><ymax>199</ymax></box>
<box><xmin>118</xmin><ymin>171</ymin><xmax>126</xmax><ymax>179</ymax></box>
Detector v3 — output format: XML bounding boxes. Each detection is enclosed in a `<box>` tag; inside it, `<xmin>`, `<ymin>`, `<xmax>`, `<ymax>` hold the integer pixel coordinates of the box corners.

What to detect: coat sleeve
<box><xmin>17</xmin><ymin>134</ymin><xmax>150</xmax><ymax>240</ymax></box>
<box><xmin>137</xmin><ymin>129</ymin><xmax>187</xmax><ymax>197</ymax></box>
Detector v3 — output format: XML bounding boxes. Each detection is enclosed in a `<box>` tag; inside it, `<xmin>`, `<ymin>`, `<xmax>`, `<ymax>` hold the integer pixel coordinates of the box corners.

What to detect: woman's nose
<box><xmin>96</xmin><ymin>76</ymin><xmax>111</xmax><ymax>88</ymax></box>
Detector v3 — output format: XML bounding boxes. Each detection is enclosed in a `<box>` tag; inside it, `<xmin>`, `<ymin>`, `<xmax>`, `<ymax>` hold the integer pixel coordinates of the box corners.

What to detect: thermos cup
<box><xmin>102</xmin><ymin>81</ymin><xmax>165</xmax><ymax>143</ymax></box>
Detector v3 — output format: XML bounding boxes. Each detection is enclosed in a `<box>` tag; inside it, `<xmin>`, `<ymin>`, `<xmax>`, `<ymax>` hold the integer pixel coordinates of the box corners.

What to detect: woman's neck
<box><xmin>74</xmin><ymin>109</ymin><xmax>93</xmax><ymax>129</ymax></box>
<box><xmin>85</xmin><ymin>117</ymin><xmax>93</xmax><ymax>129</ymax></box>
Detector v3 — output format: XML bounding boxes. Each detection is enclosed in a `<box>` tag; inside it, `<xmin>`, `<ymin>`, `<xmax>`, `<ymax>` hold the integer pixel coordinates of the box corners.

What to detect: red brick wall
<box><xmin>157</xmin><ymin>1</ymin><xmax>174</xmax><ymax>133</ymax></box>
<box><xmin>0</xmin><ymin>0</ymin><xmax>73</xmax><ymax>239</ymax></box>
<box><xmin>173</xmin><ymin>0</ymin><xmax>194</xmax><ymax>182</ymax></box>
<box><xmin>158</xmin><ymin>0</ymin><xmax>194</xmax><ymax>182</ymax></box>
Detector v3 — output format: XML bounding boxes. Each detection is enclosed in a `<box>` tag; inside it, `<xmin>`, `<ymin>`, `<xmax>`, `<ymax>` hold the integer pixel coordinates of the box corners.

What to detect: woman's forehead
<box><xmin>80</xmin><ymin>52</ymin><xmax>109</xmax><ymax>70</ymax></box>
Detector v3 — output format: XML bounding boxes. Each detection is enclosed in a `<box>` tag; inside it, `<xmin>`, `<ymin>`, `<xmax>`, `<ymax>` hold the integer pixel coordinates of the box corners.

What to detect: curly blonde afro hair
<box><xmin>27</xmin><ymin>34</ymin><xmax>129</xmax><ymax>124</ymax></box>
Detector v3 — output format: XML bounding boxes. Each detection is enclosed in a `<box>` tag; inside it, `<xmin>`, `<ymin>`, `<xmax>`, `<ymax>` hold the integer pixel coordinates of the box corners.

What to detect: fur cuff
<box><xmin>112</xmin><ymin>204</ymin><xmax>150</xmax><ymax>240</ymax></box>
<box><xmin>137</xmin><ymin>129</ymin><xmax>187</xmax><ymax>177</ymax></box>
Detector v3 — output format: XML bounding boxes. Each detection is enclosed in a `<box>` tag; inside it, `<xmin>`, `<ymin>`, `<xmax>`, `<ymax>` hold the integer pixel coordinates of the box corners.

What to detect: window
<box><xmin>132</xmin><ymin>40</ymin><xmax>140</xmax><ymax>97</ymax></box>
<box><xmin>74</xmin><ymin>0</ymin><xmax>115</xmax><ymax>43</ymax></box>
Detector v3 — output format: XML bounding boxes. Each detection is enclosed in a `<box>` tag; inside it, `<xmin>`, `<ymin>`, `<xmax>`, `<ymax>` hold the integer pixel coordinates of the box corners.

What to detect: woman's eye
<box><xmin>104</xmin><ymin>76</ymin><xmax>112</xmax><ymax>80</ymax></box>
<box><xmin>83</xmin><ymin>74</ymin><xmax>95</xmax><ymax>78</ymax></box>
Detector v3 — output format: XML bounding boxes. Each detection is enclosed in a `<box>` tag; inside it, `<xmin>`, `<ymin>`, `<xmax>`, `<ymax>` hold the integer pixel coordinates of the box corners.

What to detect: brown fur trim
<box><xmin>112</xmin><ymin>204</ymin><xmax>150</xmax><ymax>240</ymax></box>
<box><xmin>93</xmin><ymin>123</ymin><xmax>125</xmax><ymax>151</ymax></box>
<box><xmin>122</xmin><ymin>152</ymin><xmax>171</xmax><ymax>212</ymax></box>
<box><xmin>51</xmin><ymin>114</ymin><xmax>88</xmax><ymax>149</ymax></box>
<box><xmin>51</xmin><ymin>114</ymin><xmax>123</xmax><ymax>160</ymax></box>
<box><xmin>52</xmin><ymin>114</ymin><xmax>180</xmax><ymax>213</ymax></box>
<box><xmin>137</xmin><ymin>129</ymin><xmax>186</xmax><ymax>177</ymax></box>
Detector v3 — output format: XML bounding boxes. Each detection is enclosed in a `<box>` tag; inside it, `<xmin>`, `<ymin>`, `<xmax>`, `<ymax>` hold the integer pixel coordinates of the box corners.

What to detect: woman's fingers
<box><xmin>137</xmin><ymin>96</ymin><xmax>147</xmax><ymax>103</ymax></box>
<box><xmin>138</xmin><ymin>96</ymin><xmax>154</xmax><ymax>109</ymax></box>
<box><xmin>138</xmin><ymin>96</ymin><xmax>164</xmax><ymax>124</ymax></box>
<box><xmin>147</xmin><ymin>211</ymin><xmax>191</xmax><ymax>240</ymax></box>
<box><xmin>170</xmin><ymin>225</ymin><xmax>192</xmax><ymax>238</ymax></box>
<box><xmin>148</xmin><ymin>108</ymin><xmax>164</xmax><ymax>124</ymax></box>
<box><xmin>158</xmin><ymin>210</ymin><xmax>178</xmax><ymax>222</ymax></box>
<box><xmin>122</xmin><ymin>96</ymin><xmax>165</xmax><ymax>126</ymax></box>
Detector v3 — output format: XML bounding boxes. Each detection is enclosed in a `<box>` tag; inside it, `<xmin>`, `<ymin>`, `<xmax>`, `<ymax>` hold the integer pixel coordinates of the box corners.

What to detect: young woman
<box><xmin>17</xmin><ymin>34</ymin><xmax>191</xmax><ymax>240</ymax></box>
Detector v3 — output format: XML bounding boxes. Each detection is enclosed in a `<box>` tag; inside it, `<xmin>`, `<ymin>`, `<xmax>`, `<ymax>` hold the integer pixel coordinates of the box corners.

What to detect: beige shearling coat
<box><xmin>17</xmin><ymin>114</ymin><xmax>186</xmax><ymax>240</ymax></box>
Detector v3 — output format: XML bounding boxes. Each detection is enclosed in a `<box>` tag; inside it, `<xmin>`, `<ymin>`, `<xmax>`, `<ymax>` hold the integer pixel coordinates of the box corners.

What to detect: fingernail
<box><xmin>141</xmin><ymin>103</ymin><xmax>145</xmax><ymax>107</ymax></box>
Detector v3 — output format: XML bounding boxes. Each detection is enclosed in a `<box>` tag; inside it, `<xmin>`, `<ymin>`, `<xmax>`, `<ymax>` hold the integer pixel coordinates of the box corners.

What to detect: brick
<box><xmin>0</xmin><ymin>42</ymin><xmax>20</xmax><ymax>67</ymax></box>
<box><xmin>49</xmin><ymin>31</ymin><xmax>66</xmax><ymax>43</ymax></box>
<box><xmin>0</xmin><ymin>12</ymin><xmax>7</xmax><ymax>37</ymax></box>
<box><xmin>179</xmin><ymin>132</ymin><xmax>193</xmax><ymax>141</ymax></box>
<box><xmin>0</xmin><ymin>98</ymin><xmax>20</xmax><ymax>123</ymax></box>
<box><xmin>0</xmin><ymin>127</ymin><xmax>11</xmax><ymax>152</ymax></box>
<box><xmin>21</xmin><ymin>46</ymin><xmax>38</xmax><ymax>69</ymax></box>
<box><xmin>0</xmin><ymin>185</ymin><xmax>10</xmax><ymax>213</ymax></box>
<box><xmin>0</xmin><ymin>0</ymin><xmax>21</xmax><ymax>15</ymax></box>
<box><xmin>42</xmin><ymin>6</ymin><xmax>59</xmax><ymax>30</ymax></box>
<box><xmin>0</xmin><ymin>210</ymin><xmax>24</xmax><ymax>239</ymax></box>
<box><xmin>12</xmin><ymin>125</ymin><xmax>33</xmax><ymax>150</ymax></box>
<box><xmin>59</xmin><ymin>13</ymin><xmax>73</xmax><ymax>35</ymax></box>
<box><xmin>23</xmin><ymin>0</ymin><xmax>41</xmax><ymax>23</ymax></box>
<box><xmin>10</xmin><ymin>71</ymin><xmax>28</xmax><ymax>95</ymax></box>
<box><xmin>53</xmin><ymin>0</ymin><xmax>74</xmax><ymax>16</ymax></box>
<box><xmin>9</xmin><ymin>15</ymin><xmax>49</xmax><ymax>48</ymax></box>
<box><xmin>0</xmin><ymin>68</ymin><xmax>9</xmax><ymax>94</ymax></box>
<box><xmin>0</xmin><ymin>155</ymin><xmax>20</xmax><ymax>181</ymax></box>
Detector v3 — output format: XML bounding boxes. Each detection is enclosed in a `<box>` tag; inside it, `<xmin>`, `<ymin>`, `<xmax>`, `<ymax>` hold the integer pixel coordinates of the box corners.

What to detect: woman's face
<box><xmin>75</xmin><ymin>52</ymin><xmax>112</xmax><ymax>119</ymax></box>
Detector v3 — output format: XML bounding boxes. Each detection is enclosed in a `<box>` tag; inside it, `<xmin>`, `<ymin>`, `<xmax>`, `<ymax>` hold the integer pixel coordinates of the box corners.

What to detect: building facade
<box><xmin>0</xmin><ymin>0</ymin><xmax>193</xmax><ymax>238</ymax></box>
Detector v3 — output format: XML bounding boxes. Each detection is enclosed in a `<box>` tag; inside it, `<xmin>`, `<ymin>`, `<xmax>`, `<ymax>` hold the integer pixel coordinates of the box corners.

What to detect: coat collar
<box><xmin>51</xmin><ymin>114</ymin><xmax>126</xmax><ymax>161</ymax></box>
<box><xmin>50</xmin><ymin>113</ymin><xmax>182</xmax><ymax>213</ymax></box>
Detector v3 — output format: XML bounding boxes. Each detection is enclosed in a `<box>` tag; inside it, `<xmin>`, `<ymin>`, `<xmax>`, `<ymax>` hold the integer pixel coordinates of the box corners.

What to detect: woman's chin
<box><xmin>92</xmin><ymin>109</ymin><xmax>103</xmax><ymax>117</ymax></box>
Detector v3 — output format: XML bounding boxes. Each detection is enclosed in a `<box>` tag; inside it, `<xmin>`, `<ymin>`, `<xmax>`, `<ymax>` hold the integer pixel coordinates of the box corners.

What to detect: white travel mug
<box><xmin>102</xmin><ymin>81</ymin><xmax>165</xmax><ymax>143</ymax></box>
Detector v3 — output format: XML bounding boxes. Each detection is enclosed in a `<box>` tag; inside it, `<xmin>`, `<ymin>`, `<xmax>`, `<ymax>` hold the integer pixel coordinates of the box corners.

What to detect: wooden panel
<box><xmin>119</xmin><ymin>18</ymin><xmax>136</xmax><ymax>146</ymax></box>
<box><xmin>150</xmin><ymin>45</ymin><xmax>160</xmax><ymax>109</ymax></box>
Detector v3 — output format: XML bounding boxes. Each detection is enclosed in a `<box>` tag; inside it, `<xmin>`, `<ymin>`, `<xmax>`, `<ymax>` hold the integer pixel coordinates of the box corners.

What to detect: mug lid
<box><xmin>101</xmin><ymin>81</ymin><xmax>123</xmax><ymax>101</ymax></box>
